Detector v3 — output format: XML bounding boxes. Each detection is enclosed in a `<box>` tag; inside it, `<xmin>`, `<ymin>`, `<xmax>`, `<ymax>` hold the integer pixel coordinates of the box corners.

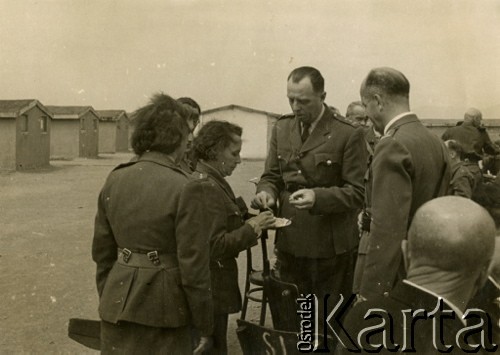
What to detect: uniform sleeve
<box><xmin>359</xmin><ymin>137</ymin><xmax>412</xmax><ymax>299</ymax></box>
<box><xmin>176</xmin><ymin>182</ymin><xmax>214</xmax><ymax>336</ymax></box>
<box><xmin>256</xmin><ymin>122</ymin><xmax>284</xmax><ymax>200</ymax></box>
<box><xmin>450</xmin><ymin>167</ymin><xmax>474</xmax><ymax>199</ymax></box>
<box><xmin>199</xmin><ymin>183</ymin><xmax>258</xmax><ymax>259</ymax></box>
<box><xmin>91</xmin><ymin>186</ymin><xmax>118</xmax><ymax>298</ymax></box>
<box><xmin>310</xmin><ymin>126</ymin><xmax>366</xmax><ymax>214</ymax></box>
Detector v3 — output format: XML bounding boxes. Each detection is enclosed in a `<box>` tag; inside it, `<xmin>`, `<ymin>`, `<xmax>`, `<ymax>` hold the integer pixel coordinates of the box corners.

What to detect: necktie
<box><xmin>301</xmin><ymin>123</ymin><xmax>311</xmax><ymax>143</ymax></box>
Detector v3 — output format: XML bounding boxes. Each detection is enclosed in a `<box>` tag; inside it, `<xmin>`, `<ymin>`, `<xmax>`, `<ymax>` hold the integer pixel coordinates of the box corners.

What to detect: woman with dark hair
<box><xmin>184</xmin><ymin>120</ymin><xmax>275</xmax><ymax>354</ymax></box>
<box><xmin>177</xmin><ymin>96</ymin><xmax>202</xmax><ymax>172</ymax></box>
<box><xmin>92</xmin><ymin>93</ymin><xmax>213</xmax><ymax>353</ymax></box>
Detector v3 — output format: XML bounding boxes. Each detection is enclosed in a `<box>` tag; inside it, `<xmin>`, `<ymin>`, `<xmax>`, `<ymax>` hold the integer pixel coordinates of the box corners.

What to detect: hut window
<box><xmin>93</xmin><ymin>119</ymin><xmax>98</xmax><ymax>130</ymax></box>
<box><xmin>80</xmin><ymin>118</ymin><xmax>85</xmax><ymax>131</ymax></box>
<box><xmin>40</xmin><ymin>116</ymin><xmax>48</xmax><ymax>132</ymax></box>
<box><xmin>21</xmin><ymin>115</ymin><xmax>29</xmax><ymax>132</ymax></box>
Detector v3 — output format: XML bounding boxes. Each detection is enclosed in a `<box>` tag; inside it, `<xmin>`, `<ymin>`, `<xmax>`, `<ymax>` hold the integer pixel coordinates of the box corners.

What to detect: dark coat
<box><xmin>358</xmin><ymin>115</ymin><xmax>451</xmax><ymax>299</ymax></box>
<box><xmin>256</xmin><ymin>105</ymin><xmax>366</xmax><ymax>258</ymax></box>
<box><xmin>442</xmin><ymin>121</ymin><xmax>499</xmax><ymax>161</ymax></box>
<box><xmin>92</xmin><ymin>151</ymin><xmax>213</xmax><ymax>335</ymax></box>
<box><xmin>188</xmin><ymin>161</ymin><xmax>258</xmax><ymax>315</ymax></box>
<box><xmin>337</xmin><ymin>281</ymin><xmax>487</xmax><ymax>354</ymax></box>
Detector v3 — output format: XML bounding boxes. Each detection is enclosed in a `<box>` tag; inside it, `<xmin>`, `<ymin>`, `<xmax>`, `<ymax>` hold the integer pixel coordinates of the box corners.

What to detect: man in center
<box><xmin>251</xmin><ymin>66</ymin><xmax>366</xmax><ymax>308</ymax></box>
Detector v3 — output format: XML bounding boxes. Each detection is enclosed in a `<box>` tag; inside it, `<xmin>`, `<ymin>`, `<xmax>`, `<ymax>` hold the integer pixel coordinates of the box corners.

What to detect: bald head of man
<box><xmin>404</xmin><ymin>196</ymin><xmax>496</xmax><ymax>309</ymax></box>
<box><xmin>464</xmin><ymin>107</ymin><xmax>483</xmax><ymax>127</ymax></box>
<box><xmin>407</xmin><ymin>196</ymin><xmax>495</xmax><ymax>272</ymax></box>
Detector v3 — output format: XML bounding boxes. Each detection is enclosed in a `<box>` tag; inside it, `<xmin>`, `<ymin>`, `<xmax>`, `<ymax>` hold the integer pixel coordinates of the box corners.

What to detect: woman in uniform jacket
<box><xmin>188</xmin><ymin>120</ymin><xmax>275</xmax><ymax>354</ymax></box>
<box><xmin>92</xmin><ymin>93</ymin><xmax>213</xmax><ymax>354</ymax></box>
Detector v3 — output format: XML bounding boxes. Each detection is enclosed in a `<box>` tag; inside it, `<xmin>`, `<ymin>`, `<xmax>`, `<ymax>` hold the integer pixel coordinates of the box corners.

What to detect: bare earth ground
<box><xmin>0</xmin><ymin>153</ymin><xmax>272</xmax><ymax>354</ymax></box>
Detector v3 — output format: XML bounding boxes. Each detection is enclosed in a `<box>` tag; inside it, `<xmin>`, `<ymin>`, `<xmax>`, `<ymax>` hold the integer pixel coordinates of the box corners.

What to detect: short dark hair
<box><xmin>362</xmin><ymin>67</ymin><xmax>410</xmax><ymax>99</ymax></box>
<box><xmin>177</xmin><ymin>97</ymin><xmax>201</xmax><ymax>114</ymax></box>
<box><xmin>472</xmin><ymin>181</ymin><xmax>500</xmax><ymax>228</ymax></box>
<box><xmin>287</xmin><ymin>66</ymin><xmax>324</xmax><ymax>94</ymax></box>
<box><xmin>444</xmin><ymin>139</ymin><xmax>464</xmax><ymax>158</ymax></box>
<box><xmin>193</xmin><ymin>120</ymin><xmax>242</xmax><ymax>161</ymax></box>
<box><xmin>131</xmin><ymin>93</ymin><xmax>190</xmax><ymax>156</ymax></box>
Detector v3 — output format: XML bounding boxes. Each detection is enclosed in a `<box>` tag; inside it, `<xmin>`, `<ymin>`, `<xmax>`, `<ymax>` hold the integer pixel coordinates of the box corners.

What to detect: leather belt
<box><xmin>117</xmin><ymin>248</ymin><xmax>178</xmax><ymax>269</ymax></box>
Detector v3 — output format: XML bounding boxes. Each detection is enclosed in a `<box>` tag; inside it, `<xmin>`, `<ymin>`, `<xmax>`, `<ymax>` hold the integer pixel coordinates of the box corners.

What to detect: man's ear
<box><xmin>401</xmin><ymin>239</ymin><xmax>409</xmax><ymax>272</ymax></box>
<box><xmin>321</xmin><ymin>91</ymin><xmax>327</xmax><ymax>102</ymax></box>
<box><xmin>373</xmin><ymin>93</ymin><xmax>384</xmax><ymax>110</ymax></box>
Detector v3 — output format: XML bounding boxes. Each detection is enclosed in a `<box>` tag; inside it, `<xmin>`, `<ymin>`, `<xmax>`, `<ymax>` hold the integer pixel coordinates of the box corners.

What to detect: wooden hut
<box><xmin>201</xmin><ymin>105</ymin><xmax>280</xmax><ymax>159</ymax></box>
<box><xmin>47</xmin><ymin>106</ymin><xmax>99</xmax><ymax>159</ymax></box>
<box><xmin>0</xmin><ymin>99</ymin><xmax>52</xmax><ymax>171</ymax></box>
<box><xmin>96</xmin><ymin>110</ymin><xmax>129</xmax><ymax>153</ymax></box>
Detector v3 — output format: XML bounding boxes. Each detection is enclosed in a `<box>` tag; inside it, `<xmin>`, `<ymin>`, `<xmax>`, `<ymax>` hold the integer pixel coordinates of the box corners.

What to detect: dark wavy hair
<box><xmin>193</xmin><ymin>120</ymin><xmax>242</xmax><ymax>161</ymax></box>
<box><xmin>177</xmin><ymin>97</ymin><xmax>201</xmax><ymax>114</ymax></box>
<box><xmin>130</xmin><ymin>93</ymin><xmax>190</xmax><ymax>156</ymax></box>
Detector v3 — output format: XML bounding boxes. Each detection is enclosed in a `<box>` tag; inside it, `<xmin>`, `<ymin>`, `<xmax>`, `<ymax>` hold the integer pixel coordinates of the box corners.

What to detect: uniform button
<box><xmin>326</xmin><ymin>160</ymin><xmax>332</xmax><ymax>166</ymax></box>
<box><xmin>297</xmin><ymin>170</ymin><xmax>302</xmax><ymax>174</ymax></box>
<box><xmin>278</xmin><ymin>155</ymin><xmax>282</xmax><ymax>159</ymax></box>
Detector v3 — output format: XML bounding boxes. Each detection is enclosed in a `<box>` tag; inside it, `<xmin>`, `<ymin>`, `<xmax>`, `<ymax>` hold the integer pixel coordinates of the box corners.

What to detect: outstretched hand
<box><xmin>193</xmin><ymin>336</ymin><xmax>213</xmax><ymax>355</ymax></box>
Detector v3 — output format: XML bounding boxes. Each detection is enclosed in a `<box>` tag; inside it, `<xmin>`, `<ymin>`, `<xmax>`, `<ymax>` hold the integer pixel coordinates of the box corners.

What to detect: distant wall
<box><xmin>0</xmin><ymin>119</ymin><xmax>16</xmax><ymax>170</ymax></box>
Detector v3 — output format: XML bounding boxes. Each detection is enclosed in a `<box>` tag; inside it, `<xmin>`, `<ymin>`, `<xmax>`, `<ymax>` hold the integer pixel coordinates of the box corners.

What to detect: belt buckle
<box><xmin>122</xmin><ymin>248</ymin><xmax>132</xmax><ymax>263</ymax></box>
<box><xmin>147</xmin><ymin>251</ymin><xmax>161</xmax><ymax>266</ymax></box>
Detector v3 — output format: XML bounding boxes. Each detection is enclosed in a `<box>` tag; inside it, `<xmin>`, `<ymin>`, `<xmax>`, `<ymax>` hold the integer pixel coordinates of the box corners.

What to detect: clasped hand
<box><xmin>289</xmin><ymin>189</ymin><xmax>315</xmax><ymax>209</ymax></box>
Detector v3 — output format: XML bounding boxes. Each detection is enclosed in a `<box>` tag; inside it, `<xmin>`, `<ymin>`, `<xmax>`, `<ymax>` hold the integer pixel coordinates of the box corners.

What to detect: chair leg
<box><xmin>258</xmin><ymin>288</ymin><xmax>267</xmax><ymax>326</ymax></box>
<box><xmin>240</xmin><ymin>276</ymin><xmax>250</xmax><ymax>320</ymax></box>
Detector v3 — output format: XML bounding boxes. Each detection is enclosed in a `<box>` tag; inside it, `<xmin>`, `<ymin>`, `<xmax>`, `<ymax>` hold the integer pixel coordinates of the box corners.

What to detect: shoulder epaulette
<box><xmin>193</xmin><ymin>172</ymin><xmax>209</xmax><ymax>180</ymax></box>
<box><xmin>333</xmin><ymin>113</ymin><xmax>357</xmax><ymax>128</ymax></box>
<box><xmin>278</xmin><ymin>113</ymin><xmax>295</xmax><ymax>120</ymax></box>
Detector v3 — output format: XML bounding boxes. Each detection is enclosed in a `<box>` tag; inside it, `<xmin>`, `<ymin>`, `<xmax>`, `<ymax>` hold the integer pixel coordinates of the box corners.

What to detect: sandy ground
<box><xmin>0</xmin><ymin>153</ymin><xmax>273</xmax><ymax>353</ymax></box>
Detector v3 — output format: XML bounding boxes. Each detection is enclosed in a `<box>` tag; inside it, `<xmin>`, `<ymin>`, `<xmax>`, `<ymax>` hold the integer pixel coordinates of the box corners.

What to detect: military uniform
<box><xmin>357</xmin><ymin>114</ymin><xmax>451</xmax><ymax>299</ymax></box>
<box><xmin>442</xmin><ymin>121</ymin><xmax>500</xmax><ymax>187</ymax></box>
<box><xmin>256</xmin><ymin>105</ymin><xmax>366</xmax><ymax>300</ymax></box>
<box><xmin>352</xmin><ymin>126</ymin><xmax>380</xmax><ymax>293</ymax></box>
<box><xmin>186</xmin><ymin>161</ymin><xmax>258</xmax><ymax>354</ymax></box>
<box><xmin>92</xmin><ymin>151</ymin><xmax>213</xmax><ymax>353</ymax></box>
<box><xmin>449</xmin><ymin>160</ymin><xmax>476</xmax><ymax>198</ymax></box>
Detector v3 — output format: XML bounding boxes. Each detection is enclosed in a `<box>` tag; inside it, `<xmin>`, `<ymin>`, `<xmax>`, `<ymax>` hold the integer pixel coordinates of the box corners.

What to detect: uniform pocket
<box><xmin>313</xmin><ymin>153</ymin><xmax>341</xmax><ymax>185</ymax></box>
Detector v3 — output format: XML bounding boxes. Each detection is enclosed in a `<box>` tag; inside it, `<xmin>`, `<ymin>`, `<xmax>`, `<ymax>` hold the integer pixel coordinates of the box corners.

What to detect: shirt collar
<box><xmin>403</xmin><ymin>279</ymin><xmax>466</xmax><ymax>325</ymax></box>
<box><xmin>383</xmin><ymin>111</ymin><xmax>414</xmax><ymax>135</ymax></box>
<box><xmin>302</xmin><ymin>104</ymin><xmax>325</xmax><ymax>133</ymax></box>
<box><xmin>489</xmin><ymin>275</ymin><xmax>500</xmax><ymax>290</ymax></box>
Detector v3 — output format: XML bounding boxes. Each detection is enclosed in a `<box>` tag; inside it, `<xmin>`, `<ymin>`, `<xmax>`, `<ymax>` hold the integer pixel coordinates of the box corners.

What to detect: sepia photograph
<box><xmin>1</xmin><ymin>0</ymin><xmax>499</xmax><ymax>353</ymax></box>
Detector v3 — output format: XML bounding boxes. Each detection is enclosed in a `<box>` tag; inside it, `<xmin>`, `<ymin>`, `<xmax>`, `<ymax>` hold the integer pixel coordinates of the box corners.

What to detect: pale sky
<box><xmin>1</xmin><ymin>0</ymin><xmax>499</xmax><ymax>118</ymax></box>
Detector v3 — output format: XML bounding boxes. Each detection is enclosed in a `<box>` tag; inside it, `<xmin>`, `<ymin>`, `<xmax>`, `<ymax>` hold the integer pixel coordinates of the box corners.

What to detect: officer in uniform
<box><xmin>251</xmin><ymin>66</ymin><xmax>366</xmax><ymax>311</ymax></box>
<box><xmin>442</xmin><ymin>108</ymin><xmax>500</xmax><ymax>187</ymax></box>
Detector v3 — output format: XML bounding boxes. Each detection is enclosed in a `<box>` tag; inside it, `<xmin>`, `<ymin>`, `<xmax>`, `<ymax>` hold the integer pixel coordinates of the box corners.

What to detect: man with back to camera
<box><xmin>337</xmin><ymin>196</ymin><xmax>497</xmax><ymax>354</ymax></box>
<box><xmin>355</xmin><ymin>67</ymin><xmax>451</xmax><ymax>300</ymax></box>
<box><xmin>442</xmin><ymin>107</ymin><xmax>500</xmax><ymax>188</ymax></box>
<box><xmin>251</xmin><ymin>66</ymin><xmax>366</xmax><ymax>321</ymax></box>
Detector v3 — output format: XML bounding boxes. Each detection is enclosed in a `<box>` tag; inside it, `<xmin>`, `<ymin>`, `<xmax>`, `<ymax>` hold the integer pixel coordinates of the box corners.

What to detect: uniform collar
<box><xmin>195</xmin><ymin>160</ymin><xmax>236</xmax><ymax>201</ymax></box>
<box><xmin>384</xmin><ymin>111</ymin><xmax>414</xmax><ymax>135</ymax></box>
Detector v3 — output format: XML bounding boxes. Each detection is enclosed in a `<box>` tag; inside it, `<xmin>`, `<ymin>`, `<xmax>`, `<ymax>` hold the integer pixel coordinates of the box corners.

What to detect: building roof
<box><xmin>202</xmin><ymin>104</ymin><xmax>280</xmax><ymax>118</ymax></box>
<box><xmin>95</xmin><ymin>109</ymin><xmax>128</xmax><ymax>122</ymax></box>
<box><xmin>0</xmin><ymin>99</ymin><xmax>53</xmax><ymax>118</ymax></box>
<box><xmin>46</xmin><ymin>105</ymin><xmax>99</xmax><ymax>120</ymax></box>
